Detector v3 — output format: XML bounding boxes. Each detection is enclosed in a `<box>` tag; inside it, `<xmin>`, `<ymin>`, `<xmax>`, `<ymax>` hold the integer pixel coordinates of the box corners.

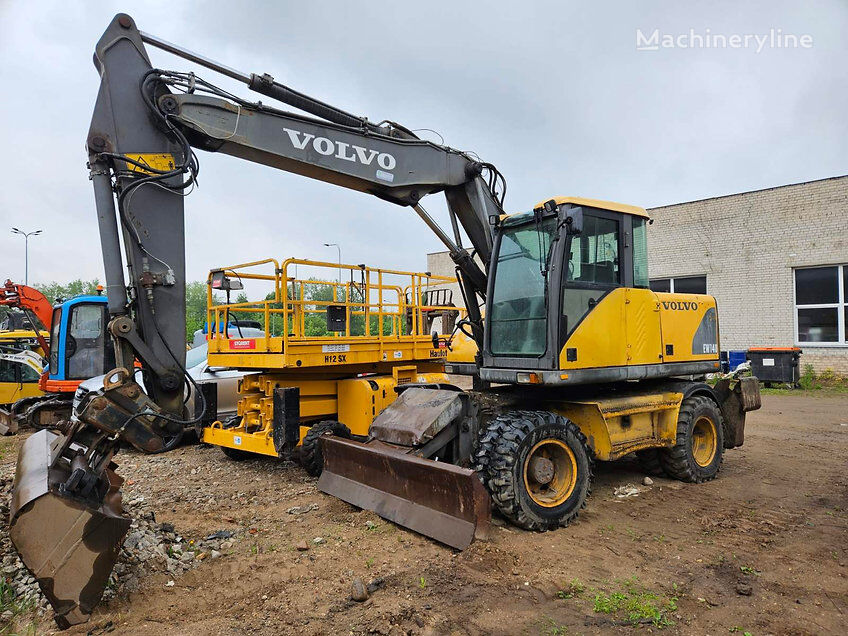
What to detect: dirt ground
<box><xmin>2</xmin><ymin>392</ymin><xmax>847</xmax><ymax>635</ymax></box>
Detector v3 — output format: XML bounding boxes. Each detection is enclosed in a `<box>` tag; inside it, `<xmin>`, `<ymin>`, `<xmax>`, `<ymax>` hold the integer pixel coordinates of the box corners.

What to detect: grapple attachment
<box><xmin>318</xmin><ymin>436</ymin><xmax>491</xmax><ymax>549</ymax></box>
<box><xmin>9</xmin><ymin>430</ymin><xmax>130</xmax><ymax>628</ymax></box>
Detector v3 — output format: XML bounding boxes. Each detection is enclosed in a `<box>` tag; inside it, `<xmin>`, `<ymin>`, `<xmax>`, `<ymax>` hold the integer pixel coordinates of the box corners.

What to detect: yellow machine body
<box><xmin>0</xmin><ymin>330</ymin><xmax>47</xmax><ymax>407</ymax></box>
<box><xmin>551</xmin><ymin>391</ymin><xmax>684</xmax><ymax>461</ymax></box>
<box><xmin>200</xmin><ymin>258</ymin><xmax>461</xmax><ymax>457</ymax></box>
<box><xmin>202</xmin><ymin>367</ymin><xmax>448</xmax><ymax>457</ymax></box>
<box><xmin>558</xmin><ymin>288</ymin><xmax>720</xmax><ymax>372</ymax></box>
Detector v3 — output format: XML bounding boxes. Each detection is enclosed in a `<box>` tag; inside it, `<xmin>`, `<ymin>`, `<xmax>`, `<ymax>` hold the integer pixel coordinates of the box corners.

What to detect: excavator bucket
<box><xmin>318</xmin><ymin>436</ymin><xmax>491</xmax><ymax>550</ymax></box>
<box><xmin>9</xmin><ymin>430</ymin><xmax>130</xmax><ymax>628</ymax></box>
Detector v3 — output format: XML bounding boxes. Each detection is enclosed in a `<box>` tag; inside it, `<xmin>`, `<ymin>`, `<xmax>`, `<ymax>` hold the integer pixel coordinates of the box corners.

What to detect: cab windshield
<box><xmin>489</xmin><ymin>216</ymin><xmax>557</xmax><ymax>356</ymax></box>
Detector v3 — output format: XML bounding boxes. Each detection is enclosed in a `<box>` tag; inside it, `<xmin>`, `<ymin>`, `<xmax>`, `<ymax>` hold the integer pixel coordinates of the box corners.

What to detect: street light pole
<box><xmin>11</xmin><ymin>228</ymin><xmax>42</xmax><ymax>286</ymax></box>
<box><xmin>323</xmin><ymin>242</ymin><xmax>342</xmax><ymax>291</ymax></box>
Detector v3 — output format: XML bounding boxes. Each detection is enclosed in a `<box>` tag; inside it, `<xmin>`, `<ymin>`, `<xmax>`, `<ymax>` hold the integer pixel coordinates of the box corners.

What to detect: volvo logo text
<box><xmin>282</xmin><ymin>128</ymin><xmax>396</xmax><ymax>171</ymax></box>
<box><xmin>661</xmin><ymin>301</ymin><xmax>699</xmax><ymax>311</ymax></box>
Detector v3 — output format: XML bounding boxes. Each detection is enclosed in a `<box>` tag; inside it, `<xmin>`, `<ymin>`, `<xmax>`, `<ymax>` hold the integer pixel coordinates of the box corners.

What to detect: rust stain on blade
<box><xmin>318</xmin><ymin>436</ymin><xmax>490</xmax><ymax>550</ymax></box>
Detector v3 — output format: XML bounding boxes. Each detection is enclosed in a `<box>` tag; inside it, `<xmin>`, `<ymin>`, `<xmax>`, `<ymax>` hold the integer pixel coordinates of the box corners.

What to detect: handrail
<box><xmin>206</xmin><ymin>258</ymin><xmax>459</xmax><ymax>353</ymax></box>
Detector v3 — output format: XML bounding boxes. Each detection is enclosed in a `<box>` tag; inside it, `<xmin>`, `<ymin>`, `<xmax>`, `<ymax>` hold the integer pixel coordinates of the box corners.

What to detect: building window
<box><xmin>649</xmin><ymin>276</ymin><xmax>707</xmax><ymax>294</ymax></box>
<box><xmin>795</xmin><ymin>265</ymin><xmax>848</xmax><ymax>345</ymax></box>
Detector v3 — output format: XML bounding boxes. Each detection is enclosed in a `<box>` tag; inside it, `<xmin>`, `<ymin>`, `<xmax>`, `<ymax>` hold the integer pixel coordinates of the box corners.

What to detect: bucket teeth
<box><xmin>318</xmin><ymin>435</ymin><xmax>490</xmax><ymax>549</ymax></box>
<box><xmin>9</xmin><ymin>429</ymin><xmax>130</xmax><ymax>628</ymax></box>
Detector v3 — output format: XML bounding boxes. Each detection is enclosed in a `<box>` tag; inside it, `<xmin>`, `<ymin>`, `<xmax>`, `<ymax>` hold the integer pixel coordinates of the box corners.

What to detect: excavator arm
<box><xmin>11</xmin><ymin>13</ymin><xmax>505</xmax><ymax>627</ymax></box>
<box><xmin>0</xmin><ymin>280</ymin><xmax>52</xmax><ymax>353</ymax></box>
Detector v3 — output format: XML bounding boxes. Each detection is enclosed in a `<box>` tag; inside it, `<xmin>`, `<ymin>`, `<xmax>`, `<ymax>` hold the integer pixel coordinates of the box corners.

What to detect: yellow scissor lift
<box><xmin>200</xmin><ymin>258</ymin><xmax>467</xmax><ymax>468</ymax></box>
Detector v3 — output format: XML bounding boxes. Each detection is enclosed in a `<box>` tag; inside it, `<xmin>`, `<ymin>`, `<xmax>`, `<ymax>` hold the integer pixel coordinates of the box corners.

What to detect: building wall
<box><xmin>426</xmin><ymin>250</ymin><xmax>482</xmax><ymax>310</ymax></box>
<box><xmin>648</xmin><ymin>175</ymin><xmax>848</xmax><ymax>374</ymax></box>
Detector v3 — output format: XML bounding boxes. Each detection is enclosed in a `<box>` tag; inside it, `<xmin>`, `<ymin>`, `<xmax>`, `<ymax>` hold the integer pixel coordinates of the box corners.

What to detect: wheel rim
<box><xmin>691</xmin><ymin>416</ymin><xmax>718</xmax><ymax>467</ymax></box>
<box><xmin>522</xmin><ymin>439</ymin><xmax>577</xmax><ymax>507</ymax></box>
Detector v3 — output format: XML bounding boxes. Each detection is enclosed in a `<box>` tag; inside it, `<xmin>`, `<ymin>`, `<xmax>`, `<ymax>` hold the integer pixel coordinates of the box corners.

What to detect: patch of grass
<box><xmin>591</xmin><ymin>578</ymin><xmax>676</xmax><ymax>628</ymax></box>
<box><xmin>0</xmin><ymin>577</ymin><xmax>35</xmax><ymax>632</ymax></box>
<box><xmin>557</xmin><ymin>578</ymin><xmax>584</xmax><ymax>600</ymax></box>
<box><xmin>418</xmin><ymin>576</ymin><xmax>427</xmax><ymax>589</ymax></box>
<box><xmin>739</xmin><ymin>565</ymin><xmax>760</xmax><ymax>576</ymax></box>
<box><xmin>537</xmin><ymin>616</ymin><xmax>568</xmax><ymax>635</ymax></box>
<box><xmin>745</xmin><ymin>363</ymin><xmax>847</xmax><ymax>395</ymax></box>
<box><xmin>728</xmin><ymin>628</ymin><xmax>753</xmax><ymax>635</ymax></box>
<box><xmin>365</xmin><ymin>557</ymin><xmax>375</xmax><ymax>569</ymax></box>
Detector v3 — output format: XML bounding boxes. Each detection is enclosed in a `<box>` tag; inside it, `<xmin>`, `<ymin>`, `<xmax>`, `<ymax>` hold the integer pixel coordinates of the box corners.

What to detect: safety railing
<box><xmin>205</xmin><ymin>258</ymin><xmax>460</xmax><ymax>353</ymax></box>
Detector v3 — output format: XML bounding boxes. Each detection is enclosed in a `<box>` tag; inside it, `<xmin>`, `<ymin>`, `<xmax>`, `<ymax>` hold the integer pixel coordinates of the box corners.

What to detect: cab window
<box><xmin>49</xmin><ymin>307</ymin><xmax>62</xmax><ymax>372</ymax></box>
<box><xmin>632</xmin><ymin>217</ymin><xmax>650</xmax><ymax>288</ymax></box>
<box><xmin>566</xmin><ymin>216</ymin><xmax>620</xmax><ymax>286</ymax></box>
<box><xmin>0</xmin><ymin>357</ymin><xmax>16</xmax><ymax>383</ymax></box>
<box><xmin>561</xmin><ymin>214</ymin><xmax>621</xmax><ymax>338</ymax></box>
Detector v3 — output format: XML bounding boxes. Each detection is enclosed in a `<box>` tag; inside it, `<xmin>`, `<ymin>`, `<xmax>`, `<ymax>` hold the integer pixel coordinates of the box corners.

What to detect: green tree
<box><xmin>35</xmin><ymin>279</ymin><xmax>102</xmax><ymax>304</ymax></box>
<box><xmin>185</xmin><ymin>281</ymin><xmax>214</xmax><ymax>343</ymax></box>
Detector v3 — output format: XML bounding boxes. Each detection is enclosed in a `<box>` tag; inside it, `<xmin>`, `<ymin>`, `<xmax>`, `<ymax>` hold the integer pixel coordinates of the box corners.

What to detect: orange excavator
<box><xmin>0</xmin><ymin>280</ymin><xmax>52</xmax><ymax>352</ymax></box>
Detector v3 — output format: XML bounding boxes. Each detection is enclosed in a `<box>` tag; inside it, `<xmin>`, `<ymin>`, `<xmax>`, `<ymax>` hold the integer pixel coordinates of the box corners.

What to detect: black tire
<box><xmin>660</xmin><ymin>395</ymin><xmax>724</xmax><ymax>483</ymax></box>
<box><xmin>220</xmin><ymin>444</ymin><xmax>252</xmax><ymax>461</ymax></box>
<box><xmin>301</xmin><ymin>420</ymin><xmax>351</xmax><ymax>477</ymax></box>
<box><xmin>474</xmin><ymin>411</ymin><xmax>592</xmax><ymax>531</ymax></box>
<box><xmin>636</xmin><ymin>449</ymin><xmax>666</xmax><ymax>477</ymax></box>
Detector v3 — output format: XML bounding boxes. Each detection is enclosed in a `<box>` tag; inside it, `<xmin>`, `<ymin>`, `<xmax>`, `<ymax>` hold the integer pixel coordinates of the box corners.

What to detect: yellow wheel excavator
<box><xmin>9</xmin><ymin>14</ymin><xmax>760</xmax><ymax>628</ymax></box>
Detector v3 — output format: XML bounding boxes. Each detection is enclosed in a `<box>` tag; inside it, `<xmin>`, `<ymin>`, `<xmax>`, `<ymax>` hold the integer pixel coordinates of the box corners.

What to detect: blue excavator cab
<box><xmin>44</xmin><ymin>295</ymin><xmax>113</xmax><ymax>388</ymax></box>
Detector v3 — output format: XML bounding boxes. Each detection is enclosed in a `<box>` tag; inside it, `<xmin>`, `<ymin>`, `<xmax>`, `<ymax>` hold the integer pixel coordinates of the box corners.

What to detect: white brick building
<box><xmin>427</xmin><ymin>175</ymin><xmax>848</xmax><ymax>374</ymax></box>
<box><xmin>648</xmin><ymin>175</ymin><xmax>847</xmax><ymax>374</ymax></box>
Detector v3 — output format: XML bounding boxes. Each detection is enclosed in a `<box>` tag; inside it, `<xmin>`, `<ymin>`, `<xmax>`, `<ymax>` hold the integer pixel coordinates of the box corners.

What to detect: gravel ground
<box><xmin>1</xmin><ymin>392</ymin><xmax>846</xmax><ymax>635</ymax></box>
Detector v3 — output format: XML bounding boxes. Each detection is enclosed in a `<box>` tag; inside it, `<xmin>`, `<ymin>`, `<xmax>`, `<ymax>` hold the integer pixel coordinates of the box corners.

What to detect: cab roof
<box><xmin>531</xmin><ymin>196</ymin><xmax>649</xmax><ymax>218</ymax></box>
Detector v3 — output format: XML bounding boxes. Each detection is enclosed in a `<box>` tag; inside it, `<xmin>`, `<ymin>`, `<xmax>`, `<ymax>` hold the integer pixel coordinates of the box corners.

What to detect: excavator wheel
<box><xmin>659</xmin><ymin>395</ymin><xmax>724</xmax><ymax>483</ymax></box>
<box><xmin>636</xmin><ymin>449</ymin><xmax>666</xmax><ymax>477</ymax></box>
<box><xmin>475</xmin><ymin>410</ymin><xmax>592</xmax><ymax>531</ymax></box>
<box><xmin>301</xmin><ymin>420</ymin><xmax>351</xmax><ymax>477</ymax></box>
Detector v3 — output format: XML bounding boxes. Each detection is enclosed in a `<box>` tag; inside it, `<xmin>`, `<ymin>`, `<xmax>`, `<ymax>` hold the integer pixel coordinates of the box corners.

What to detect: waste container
<box><xmin>728</xmin><ymin>350</ymin><xmax>747</xmax><ymax>372</ymax></box>
<box><xmin>746</xmin><ymin>347</ymin><xmax>802</xmax><ymax>386</ymax></box>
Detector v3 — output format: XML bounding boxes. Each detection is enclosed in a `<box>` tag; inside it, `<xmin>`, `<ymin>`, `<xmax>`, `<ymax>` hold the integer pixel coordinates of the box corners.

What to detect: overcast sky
<box><xmin>0</xmin><ymin>1</ymin><xmax>845</xmax><ymax>289</ymax></box>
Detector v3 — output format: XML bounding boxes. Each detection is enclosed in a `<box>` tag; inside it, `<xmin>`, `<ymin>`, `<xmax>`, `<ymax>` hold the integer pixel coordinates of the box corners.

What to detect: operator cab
<box><xmin>47</xmin><ymin>295</ymin><xmax>114</xmax><ymax>387</ymax></box>
<box><xmin>483</xmin><ymin>197</ymin><xmax>651</xmax><ymax>381</ymax></box>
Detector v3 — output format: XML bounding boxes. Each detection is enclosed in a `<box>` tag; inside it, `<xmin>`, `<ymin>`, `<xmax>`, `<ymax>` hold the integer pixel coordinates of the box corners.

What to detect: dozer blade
<box><xmin>318</xmin><ymin>436</ymin><xmax>490</xmax><ymax>550</ymax></box>
<box><xmin>9</xmin><ymin>430</ymin><xmax>130</xmax><ymax>629</ymax></box>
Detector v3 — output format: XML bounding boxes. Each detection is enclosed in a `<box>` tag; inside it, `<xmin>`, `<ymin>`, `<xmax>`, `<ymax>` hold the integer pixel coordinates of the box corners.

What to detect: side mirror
<box><xmin>564</xmin><ymin>206</ymin><xmax>583</xmax><ymax>235</ymax></box>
